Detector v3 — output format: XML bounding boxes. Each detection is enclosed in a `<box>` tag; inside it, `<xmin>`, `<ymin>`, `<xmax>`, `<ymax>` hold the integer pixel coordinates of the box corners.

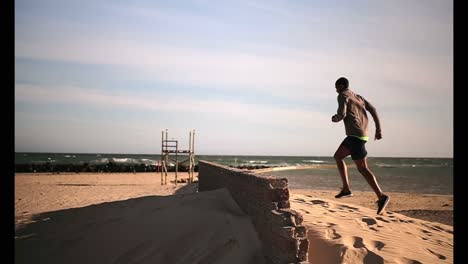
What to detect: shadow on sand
<box><xmin>15</xmin><ymin>184</ymin><xmax>264</xmax><ymax>264</ymax></box>
<box><xmin>174</xmin><ymin>182</ymin><xmax>198</xmax><ymax>195</ymax></box>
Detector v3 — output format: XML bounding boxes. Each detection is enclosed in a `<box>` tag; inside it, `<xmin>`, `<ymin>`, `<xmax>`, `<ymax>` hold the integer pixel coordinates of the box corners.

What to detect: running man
<box><xmin>331</xmin><ymin>77</ymin><xmax>390</xmax><ymax>215</ymax></box>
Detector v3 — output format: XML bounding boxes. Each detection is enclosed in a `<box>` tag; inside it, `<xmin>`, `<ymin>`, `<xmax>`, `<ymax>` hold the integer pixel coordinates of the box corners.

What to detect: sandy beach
<box><xmin>290</xmin><ymin>189</ymin><xmax>453</xmax><ymax>227</ymax></box>
<box><xmin>15</xmin><ymin>172</ymin><xmax>197</xmax><ymax>219</ymax></box>
<box><xmin>15</xmin><ymin>172</ymin><xmax>453</xmax><ymax>263</ymax></box>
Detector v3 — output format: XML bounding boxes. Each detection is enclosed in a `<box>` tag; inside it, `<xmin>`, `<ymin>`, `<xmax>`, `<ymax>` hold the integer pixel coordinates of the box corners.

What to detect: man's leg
<box><xmin>334</xmin><ymin>144</ymin><xmax>352</xmax><ymax>192</ymax></box>
<box><xmin>353</xmin><ymin>158</ymin><xmax>384</xmax><ymax>199</ymax></box>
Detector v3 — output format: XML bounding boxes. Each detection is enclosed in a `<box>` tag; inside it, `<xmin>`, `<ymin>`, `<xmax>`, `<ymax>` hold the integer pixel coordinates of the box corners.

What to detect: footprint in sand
<box><xmin>351</xmin><ymin>236</ymin><xmax>365</xmax><ymax>248</ymax></box>
<box><xmin>391</xmin><ymin>218</ymin><xmax>414</xmax><ymax>224</ymax></box>
<box><xmin>325</xmin><ymin>228</ymin><xmax>342</xmax><ymax>239</ymax></box>
<box><xmin>375</xmin><ymin>216</ymin><xmax>391</xmax><ymax>223</ymax></box>
<box><xmin>338</xmin><ymin>205</ymin><xmax>359</xmax><ymax>211</ymax></box>
<box><xmin>361</xmin><ymin>217</ymin><xmax>377</xmax><ymax>226</ymax></box>
<box><xmin>372</xmin><ymin>241</ymin><xmax>386</xmax><ymax>250</ymax></box>
<box><xmin>419</xmin><ymin>230</ymin><xmax>433</xmax><ymax>240</ymax></box>
<box><xmin>310</xmin><ymin>199</ymin><xmax>328</xmax><ymax>205</ymax></box>
<box><xmin>426</xmin><ymin>248</ymin><xmax>446</xmax><ymax>260</ymax></box>
<box><xmin>341</xmin><ymin>238</ymin><xmax>385</xmax><ymax>263</ymax></box>
<box><xmin>398</xmin><ymin>219</ymin><xmax>412</xmax><ymax>223</ymax></box>
<box><xmin>350</xmin><ymin>236</ymin><xmax>385</xmax><ymax>251</ymax></box>
<box><xmin>300</xmin><ymin>209</ymin><xmax>310</xmax><ymax>214</ymax></box>
<box><xmin>363</xmin><ymin>250</ymin><xmax>384</xmax><ymax>264</ymax></box>
<box><xmin>314</xmin><ymin>222</ymin><xmax>335</xmax><ymax>228</ymax></box>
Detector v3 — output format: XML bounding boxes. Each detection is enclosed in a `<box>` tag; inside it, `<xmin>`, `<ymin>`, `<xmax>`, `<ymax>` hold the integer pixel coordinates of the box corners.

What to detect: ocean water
<box><xmin>15</xmin><ymin>153</ymin><xmax>453</xmax><ymax>195</ymax></box>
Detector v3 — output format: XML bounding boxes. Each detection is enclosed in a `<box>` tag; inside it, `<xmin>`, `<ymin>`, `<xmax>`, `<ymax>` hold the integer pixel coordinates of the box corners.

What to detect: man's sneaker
<box><xmin>376</xmin><ymin>194</ymin><xmax>390</xmax><ymax>215</ymax></box>
<box><xmin>335</xmin><ymin>189</ymin><xmax>353</xmax><ymax>199</ymax></box>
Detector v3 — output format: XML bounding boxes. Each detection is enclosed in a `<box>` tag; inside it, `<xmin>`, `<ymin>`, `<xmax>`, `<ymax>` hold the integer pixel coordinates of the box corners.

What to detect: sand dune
<box><xmin>291</xmin><ymin>189</ymin><xmax>453</xmax><ymax>227</ymax></box>
<box><xmin>15</xmin><ymin>188</ymin><xmax>264</xmax><ymax>264</ymax></box>
<box><xmin>290</xmin><ymin>193</ymin><xmax>453</xmax><ymax>264</ymax></box>
<box><xmin>15</xmin><ymin>173</ymin><xmax>454</xmax><ymax>263</ymax></box>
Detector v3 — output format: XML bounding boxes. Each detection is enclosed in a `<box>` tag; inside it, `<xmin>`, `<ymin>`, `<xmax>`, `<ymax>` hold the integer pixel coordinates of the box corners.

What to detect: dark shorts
<box><xmin>340</xmin><ymin>136</ymin><xmax>368</xmax><ymax>160</ymax></box>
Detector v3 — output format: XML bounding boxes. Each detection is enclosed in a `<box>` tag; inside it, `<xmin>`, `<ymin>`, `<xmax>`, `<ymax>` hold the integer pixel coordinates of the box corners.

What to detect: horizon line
<box><xmin>15</xmin><ymin>151</ymin><xmax>453</xmax><ymax>159</ymax></box>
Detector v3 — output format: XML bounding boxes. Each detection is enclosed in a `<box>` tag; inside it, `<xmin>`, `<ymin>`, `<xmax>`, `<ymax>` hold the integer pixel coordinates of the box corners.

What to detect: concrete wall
<box><xmin>198</xmin><ymin>160</ymin><xmax>309</xmax><ymax>264</ymax></box>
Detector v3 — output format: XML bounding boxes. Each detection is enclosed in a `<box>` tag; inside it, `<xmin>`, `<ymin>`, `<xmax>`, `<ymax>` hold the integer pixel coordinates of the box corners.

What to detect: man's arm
<box><xmin>362</xmin><ymin>97</ymin><xmax>382</xmax><ymax>140</ymax></box>
<box><xmin>332</xmin><ymin>94</ymin><xmax>347</xmax><ymax>122</ymax></box>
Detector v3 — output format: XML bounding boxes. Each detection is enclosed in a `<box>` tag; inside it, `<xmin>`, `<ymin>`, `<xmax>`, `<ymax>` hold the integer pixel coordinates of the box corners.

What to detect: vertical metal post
<box><xmin>165</xmin><ymin>129</ymin><xmax>168</xmax><ymax>185</ymax></box>
<box><xmin>189</xmin><ymin>130</ymin><xmax>193</xmax><ymax>183</ymax></box>
<box><xmin>160</xmin><ymin>131</ymin><xmax>164</xmax><ymax>185</ymax></box>
<box><xmin>192</xmin><ymin>130</ymin><xmax>196</xmax><ymax>183</ymax></box>
<box><xmin>192</xmin><ymin>130</ymin><xmax>195</xmax><ymax>155</ymax></box>
<box><xmin>175</xmin><ymin>141</ymin><xmax>178</xmax><ymax>185</ymax></box>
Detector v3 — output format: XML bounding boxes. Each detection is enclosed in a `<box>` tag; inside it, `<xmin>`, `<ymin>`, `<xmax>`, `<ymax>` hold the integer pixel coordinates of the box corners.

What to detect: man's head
<box><xmin>335</xmin><ymin>77</ymin><xmax>349</xmax><ymax>93</ymax></box>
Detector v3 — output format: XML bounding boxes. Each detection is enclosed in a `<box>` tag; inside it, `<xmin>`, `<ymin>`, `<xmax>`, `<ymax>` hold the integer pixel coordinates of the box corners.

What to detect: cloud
<box><xmin>15</xmin><ymin>0</ymin><xmax>452</xmax><ymax>105</ymax></box>
<box><xmin>15</xmin><ymin>84</ymin><xmax>330</xmax><ymax>127</ymax></box>
<box><xmin>15</xmin><ymin>28</ymin><xmax>452</xmax><ymax>108</ymax></box>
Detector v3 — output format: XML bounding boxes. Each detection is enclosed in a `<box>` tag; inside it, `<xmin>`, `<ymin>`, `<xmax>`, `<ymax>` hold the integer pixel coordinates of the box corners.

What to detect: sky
<box><xmin>15</xmin><ymin>0</ymin><xmax>453</xmax><ymax>157</ymax></box>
